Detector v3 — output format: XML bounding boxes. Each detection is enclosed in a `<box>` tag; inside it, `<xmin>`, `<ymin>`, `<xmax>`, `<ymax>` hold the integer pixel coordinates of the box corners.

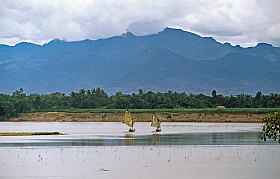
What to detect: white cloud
<box><xmin>0</xmin><ymin>0</ymin><xmax>279</xmax><ymax>47</ymax></box>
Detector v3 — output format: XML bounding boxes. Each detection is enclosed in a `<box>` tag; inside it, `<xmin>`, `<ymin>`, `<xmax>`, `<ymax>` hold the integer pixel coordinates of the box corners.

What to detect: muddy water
<box><xmin>0</xmin><ymin>122</ymin><xmax>279</xmax><ymax>179</ymax></box>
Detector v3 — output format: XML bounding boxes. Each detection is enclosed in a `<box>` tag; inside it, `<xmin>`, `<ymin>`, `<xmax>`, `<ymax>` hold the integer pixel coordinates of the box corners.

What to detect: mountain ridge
<box><xmin>1</xmin><ymin>28</ymin><xmax>279</xmax><ymax>95</ymax></box>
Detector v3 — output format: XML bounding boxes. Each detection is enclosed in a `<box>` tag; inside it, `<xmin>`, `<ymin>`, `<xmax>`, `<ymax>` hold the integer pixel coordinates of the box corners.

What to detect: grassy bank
<box><xmin>28</xmin><ymin>108</ymin><xmax>280</xmax><ymax>114</ymax></box>
<box><xmin>4</xmin><ymin>108</ymin><xmax>280</xmax><ymax>123</ymax></box>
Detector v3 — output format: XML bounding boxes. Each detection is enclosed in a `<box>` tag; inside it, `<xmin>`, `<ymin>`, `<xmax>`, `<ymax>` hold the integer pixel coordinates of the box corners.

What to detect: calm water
<box><xmin>0</xmin><ymin>122</ymin><xmax>279</xmax><ymax>179</ymax></box>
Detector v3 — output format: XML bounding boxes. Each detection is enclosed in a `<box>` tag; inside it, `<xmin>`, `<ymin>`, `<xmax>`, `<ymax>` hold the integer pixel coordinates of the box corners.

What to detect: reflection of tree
<box><xmin>124</xmin><ymin>134</ymin><xmax>134</xmax><ymax>146</ymax></box>
<box><xmin>151</xmin><ymin>134</ymin><xmax>160</xmax><ymax>145</ymax></box>
<box><xmin>211</xmin><ymin>133</ymin><xmax>219</xmax><ymax>145</ymax></box>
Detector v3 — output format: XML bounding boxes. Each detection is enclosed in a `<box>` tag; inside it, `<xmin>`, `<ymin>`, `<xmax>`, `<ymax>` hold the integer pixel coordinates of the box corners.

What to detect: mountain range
<box><xmin>1</xmin><ymin>27</ymin><xmax>280</xmax><ymax>95</ymax></box>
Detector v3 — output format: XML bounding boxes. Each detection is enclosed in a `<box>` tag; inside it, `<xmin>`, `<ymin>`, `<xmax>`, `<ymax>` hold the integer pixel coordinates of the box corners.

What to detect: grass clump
<box><xmin>0</xmin><ymin>132</ymin><xmax>62</xmax><ymax>136</ymax></box>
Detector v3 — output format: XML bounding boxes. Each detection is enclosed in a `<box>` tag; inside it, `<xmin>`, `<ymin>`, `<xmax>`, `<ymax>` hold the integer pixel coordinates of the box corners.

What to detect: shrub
<box><xmin>260</xmin><ymin>112</ymin><xmax>280</xmax><ymax>143</ymax></box>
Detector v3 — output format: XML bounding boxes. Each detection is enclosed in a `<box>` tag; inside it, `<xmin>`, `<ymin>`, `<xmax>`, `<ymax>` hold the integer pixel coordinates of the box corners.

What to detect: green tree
<box><xmin>28</xmin><ymin>93</ymin><xmax>42</xmax><ymax>110</ymax></box>
<box><xmin>0</xmin><ymin>93</ymin><xmax>17</xmax><ymax>118</ymax></box>
<box><xmin>11</xmin><ymin>88</ymin><xmax>29</xmax><ymax>113</ymax></box>
<box><xmin>93</xmin><ymin>87</ymin><xmax>110</xmax><ymax>108</ymax></box>
<box><xmin>0</xmin><ymin>104</ymin><xmax>5</xmax><ymax>117</ymax></box>
<box><xmin>254</xmin><ymin>91</ymin><xmax>263</xmax><ymax>107</ymax></box>
<box><xmin>260</xmin><ymin>112</ymin><xmax>280</xmax><ymax>143</ymax></box>
<box><xmin>212</xmin><ymin>90</ymin><xmax>217</xmax><ymax>98</ymax></box>
<box><xmin>111</xmin><ymin>92</ymin><xmax>131</xmax><ymax>109</ymax></box>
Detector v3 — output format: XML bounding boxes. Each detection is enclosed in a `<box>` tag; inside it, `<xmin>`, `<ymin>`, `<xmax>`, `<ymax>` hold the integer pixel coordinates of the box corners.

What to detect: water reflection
<box><xmin>124</xmin><ymin>134</ymin><xmax>134</xmax><ymax>145</ymax></box>
<box><xmin>1</xmin><ymin>122</ymin><xmax>278</xmax><ymax>147</ymax></box>
<box><xmin>151</xmin><ymin>134</ymin><xmax>160</xmax><ymax>145</ymax></box>
<box><xmin>0</xmin><ymin>131</ymin><xmax>277</xmax><ymax>147</ymax></box>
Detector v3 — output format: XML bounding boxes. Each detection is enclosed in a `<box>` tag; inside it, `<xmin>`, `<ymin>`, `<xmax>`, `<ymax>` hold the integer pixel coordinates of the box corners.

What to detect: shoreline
<box><xmin>6</xmin><ymin>112</ymin><xmax>265</xmax><ymax>123</ymax></box>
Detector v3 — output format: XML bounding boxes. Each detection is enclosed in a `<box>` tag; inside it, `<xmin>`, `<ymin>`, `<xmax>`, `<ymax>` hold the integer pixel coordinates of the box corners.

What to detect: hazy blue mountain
<box><xmin>105</xmin><ymin>48</ymin><xmax>236</xmax><ymax>94</ymax></box>
<box><xmin>204</xmin><ymin>53</ymin><xmax>280</xmax><ymax>94</ymax></box>
<box><xmin>1</xmin><ymin>28</ymin><xmax>279</xmax><ymax>95</ymax></box>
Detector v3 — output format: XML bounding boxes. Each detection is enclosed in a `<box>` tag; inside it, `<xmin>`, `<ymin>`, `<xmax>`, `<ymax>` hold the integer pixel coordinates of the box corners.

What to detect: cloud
<box><xmin>0</xmin><ymin>0</ymin><xmax>279</xmax><ymax>47</ymax></box>
<box><xmin>128</xmin><ymin>21</ymin><xmax>167</xmax><ymax>36</ymax></box>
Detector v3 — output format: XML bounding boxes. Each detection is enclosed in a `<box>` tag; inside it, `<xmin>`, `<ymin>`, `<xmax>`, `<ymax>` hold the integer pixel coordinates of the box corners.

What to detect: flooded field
<box><xmin>0</xmin><ymin>122</ymin><xmax>279</xmax><ymax>179</ymax></box>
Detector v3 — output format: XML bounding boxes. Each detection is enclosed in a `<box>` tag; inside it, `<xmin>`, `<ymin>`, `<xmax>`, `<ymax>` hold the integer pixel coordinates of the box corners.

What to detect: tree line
<box><xmin>1</xmin><ymin>88</ymin><xmax>280</xmax><ymax>118</ymax></box>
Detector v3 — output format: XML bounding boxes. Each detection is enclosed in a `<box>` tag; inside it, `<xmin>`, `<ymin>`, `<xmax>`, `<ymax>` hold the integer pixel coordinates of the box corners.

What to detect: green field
<box><xmin>29</xmin><ymin>108</ymin><xmax>280</xmax><ymax>114</ymax></box>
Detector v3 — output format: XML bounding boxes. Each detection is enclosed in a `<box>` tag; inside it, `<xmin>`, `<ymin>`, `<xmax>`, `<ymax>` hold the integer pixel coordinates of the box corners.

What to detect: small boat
<box><xmin>151</xmin><ymin>113</ymin><xmax>161</xmax><ymax>132</ymax></box>
<box><xmin>123</xmin><ymin>109</ymin><xmax>135</xmax><ymax>132</ymax></box>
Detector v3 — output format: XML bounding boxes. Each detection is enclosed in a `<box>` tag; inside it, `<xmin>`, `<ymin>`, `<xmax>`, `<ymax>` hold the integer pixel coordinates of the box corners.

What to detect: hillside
<box><xmin>1</xmin><ymin>28</ymin><xmax>280</xmax><ymax>95</ymax></box>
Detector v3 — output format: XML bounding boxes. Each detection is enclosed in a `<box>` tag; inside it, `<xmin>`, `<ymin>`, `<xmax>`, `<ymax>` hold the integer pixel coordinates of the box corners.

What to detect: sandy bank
<box><xmin>8</xmin><ymin>112</ymin><xmax>264</xmax><ymax>123</ymax></box>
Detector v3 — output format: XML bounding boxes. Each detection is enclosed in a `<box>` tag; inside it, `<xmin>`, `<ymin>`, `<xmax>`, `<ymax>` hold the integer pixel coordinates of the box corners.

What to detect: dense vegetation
<box><xmin>260</xmin><ymin>112</ymin><xmax>280</xmax><ymax>143</ymax></box>
<box><xmin>1</xmin><ymin>88</ymin><xmax>280</xmax><ymax>119</ymax></box>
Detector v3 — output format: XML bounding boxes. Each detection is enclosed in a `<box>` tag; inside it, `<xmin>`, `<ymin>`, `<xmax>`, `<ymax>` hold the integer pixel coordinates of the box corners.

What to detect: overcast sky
<box><xmin>0</xmin><ymin>0</ymin><xmax>279</xmax><ymax>47</ymax></box>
